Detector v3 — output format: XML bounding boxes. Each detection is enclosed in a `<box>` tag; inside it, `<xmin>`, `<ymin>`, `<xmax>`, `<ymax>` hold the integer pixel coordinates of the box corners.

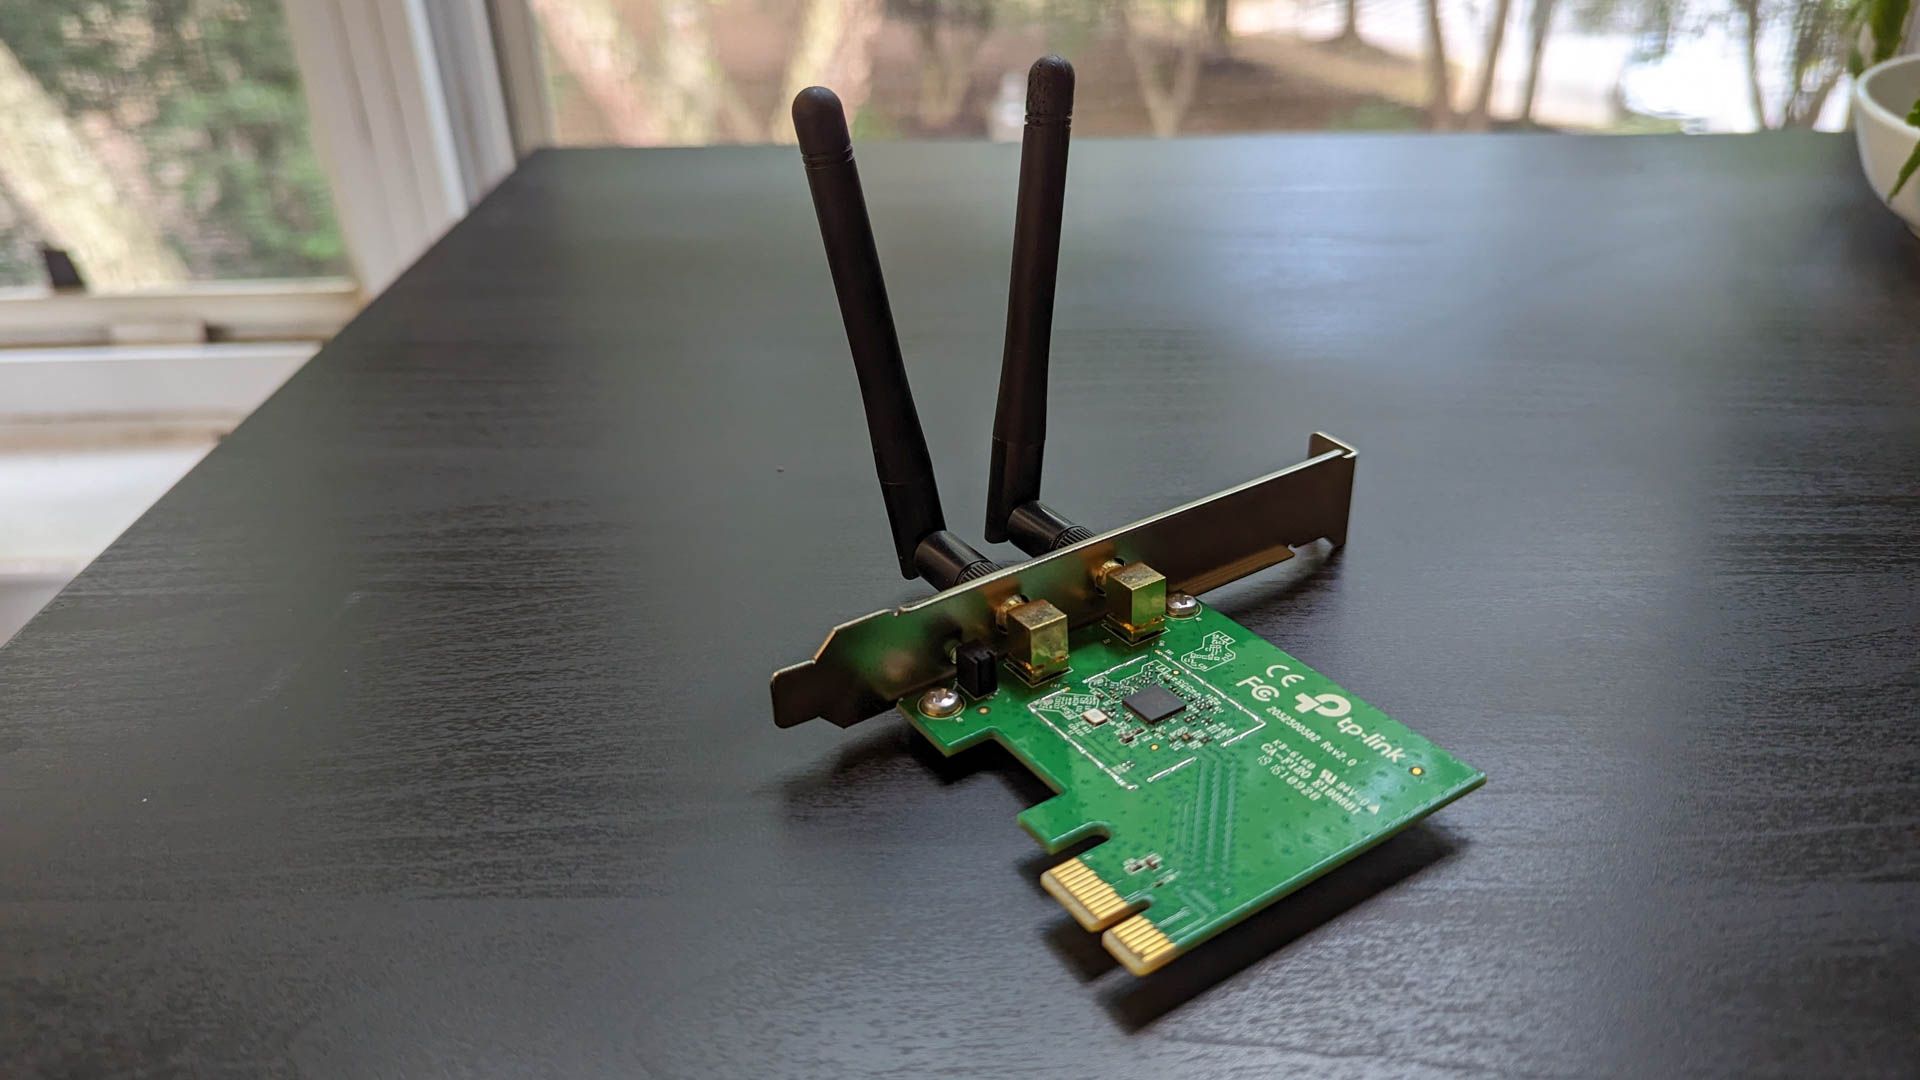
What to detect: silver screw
<box><xmin>918</xmin><ymin>686</ymin><xmax>964</xmax><ymax>718</ymax></box>
<box><xmin>1166</xmin><ymin>592</ymin><xmax>1200</xmax><ymax>619</ymax></box>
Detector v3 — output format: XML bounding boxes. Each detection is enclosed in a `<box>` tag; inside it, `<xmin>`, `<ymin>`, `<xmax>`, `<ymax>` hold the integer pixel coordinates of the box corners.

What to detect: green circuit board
<box><xmin>903</xmin><ymin>600</ymin><xmax>1483</xmax><ymax>975</ymax></box>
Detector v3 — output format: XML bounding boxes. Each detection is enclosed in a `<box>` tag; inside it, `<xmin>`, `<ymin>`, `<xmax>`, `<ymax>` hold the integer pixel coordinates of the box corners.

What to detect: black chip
<box><xmin>1122</xmin><ymin>685</ymin><xmax>1186</xmax><ymax>725</ymax></box>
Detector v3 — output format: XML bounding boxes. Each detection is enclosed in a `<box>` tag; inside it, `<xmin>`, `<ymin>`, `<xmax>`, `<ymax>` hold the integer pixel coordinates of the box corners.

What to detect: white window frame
<box><xmin>486</xmin><ymin>0</ymin><xmax>556</xmax><ymax>156</ymax></box>
<box><xmin>283</xmin><ymin>0</ymin><xmax>517</xmax><ymax>295</ymax></box>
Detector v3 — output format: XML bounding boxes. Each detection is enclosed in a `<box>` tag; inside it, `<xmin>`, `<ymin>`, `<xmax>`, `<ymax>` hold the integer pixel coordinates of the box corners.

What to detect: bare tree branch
<box><xmin>529</xmin><ymin>0</ymin><xmax>735</xmax><ymax>145</ymax></box>
<box><xmin>1467</xmin><ymin>0</ymin><xmax>1517</xmax><ymax>127</ymax></box>
<box><xmin>899</xmin><ymin>1</ymin><xmax>992</xmax><ymax>131</ymax></box>
<box><xmin>771</xmin><ymin>0</ymin><xmax>887</xmax><ymax>141</ymax></box>
<box><xmin>1118</xmin><ymin>3</ymin><xmax>1208</xmax><ymax>139</ymax></box>
<box><xmin>1738</xmin><ymin>0</ymin><xmax>1771</xmax><ymax>130</ymax></box>
<box><xmin>1423</xmin><ymin>0</ymin><xmax>1456</xmax><ymax>129</ymax></box>
<box><xmin>1517</xmin><ymin>0</ymin><xmax>1558</xmax><ymax>123</ymax></box>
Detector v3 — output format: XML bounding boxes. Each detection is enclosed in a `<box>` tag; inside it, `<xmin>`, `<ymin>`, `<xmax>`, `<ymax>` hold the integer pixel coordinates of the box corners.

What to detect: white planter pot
<box><xmin>1855</xmin><ymin>54</ymin><xmax>1920</xmax><ymax>234</ymax></box>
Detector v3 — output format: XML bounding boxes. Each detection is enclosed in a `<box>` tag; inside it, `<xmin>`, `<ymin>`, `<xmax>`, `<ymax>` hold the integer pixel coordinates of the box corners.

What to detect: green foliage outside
<box><xmin>0</xmin><ymin>0</ymin><xmax>346</xmax><ymax>284</ymax></box>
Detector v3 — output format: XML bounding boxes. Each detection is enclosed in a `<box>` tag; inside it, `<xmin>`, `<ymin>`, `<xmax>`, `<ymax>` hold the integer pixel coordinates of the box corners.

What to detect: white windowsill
<box><xmin>0</xmin><ymin>341</ymin><xmax>318</xmax><ymax>645</ymax></box>
<box><xmin>0</xmin><ymin>279</ymin><xmax>359</xmax><ymax>348</ymax></box>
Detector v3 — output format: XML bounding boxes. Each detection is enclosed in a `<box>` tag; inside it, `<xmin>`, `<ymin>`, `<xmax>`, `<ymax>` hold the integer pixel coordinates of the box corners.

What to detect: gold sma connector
<box><xmin>1101</xmin><ymin>562</ymin><xmax>1167</xmax><ymax>643</ymax></box>
<box><xmin>1003</xmin><ymin>598</ymin><xmax>1070</xmax><ymax>684</ymax></box>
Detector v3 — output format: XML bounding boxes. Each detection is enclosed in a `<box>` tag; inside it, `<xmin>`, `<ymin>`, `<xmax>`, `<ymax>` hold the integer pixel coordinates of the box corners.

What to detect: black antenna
<box><xmin>984</xmin><ymin>57</ymin><xmax>1093</xmax><ymax>556</ymax></box>
<box><xmin>792</xmin><ymin>87</ymin><xmax>997</xmax><ymax>588</ymax></box>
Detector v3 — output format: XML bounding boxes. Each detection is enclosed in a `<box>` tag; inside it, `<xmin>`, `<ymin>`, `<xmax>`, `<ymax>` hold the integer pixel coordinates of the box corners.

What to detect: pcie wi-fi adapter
<box><xmin>772</xmin><ymin>58</ymin><xmax>1483</xmax><ymax>977</ymax></box>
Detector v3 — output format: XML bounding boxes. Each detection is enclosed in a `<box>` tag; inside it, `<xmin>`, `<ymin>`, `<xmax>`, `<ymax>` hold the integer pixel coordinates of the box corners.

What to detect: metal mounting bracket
<box><xmin>771</xmin><ymin>433</ymin><xmax>1356</xmax><ymax>729</ymax></box>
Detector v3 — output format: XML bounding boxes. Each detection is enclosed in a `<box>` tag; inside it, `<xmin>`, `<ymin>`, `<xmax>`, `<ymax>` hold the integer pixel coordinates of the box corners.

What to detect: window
<box><xmin>0</xmin><ymin>1</ymin><xmax>346</xmax><ymax>293</ymax></box>
<box><xmin>509</xmin><ymin>0</ymin><xmax>1886</xmax><ymax>143</ymax></box>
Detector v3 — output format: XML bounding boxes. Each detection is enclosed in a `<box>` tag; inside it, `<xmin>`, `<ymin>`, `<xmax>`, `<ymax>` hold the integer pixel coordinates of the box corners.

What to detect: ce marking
<box><xmin>1237</xmin><ymin>664</ymin><xmax>1307</xmax><ymax>703</ymax></box>
<box><xmin>1266</xmin><ymin>664</ymin><xmax>1305</xmax><ymax>689</ymax></box>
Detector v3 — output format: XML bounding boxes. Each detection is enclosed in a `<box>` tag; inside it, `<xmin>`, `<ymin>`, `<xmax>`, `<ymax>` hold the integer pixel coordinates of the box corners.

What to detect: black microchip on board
<box><xmin>1122</xmin><ymin>685</ymin><xmax>1186</xmax><ymax>725</ymax></box>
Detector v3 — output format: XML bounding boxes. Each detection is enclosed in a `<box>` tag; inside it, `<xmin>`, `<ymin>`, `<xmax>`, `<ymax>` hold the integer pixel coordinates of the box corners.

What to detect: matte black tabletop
<box><xmin>5</xmin><ymin>134</ymin><xmax>1917</xmax><ymax>1077</ymax></box>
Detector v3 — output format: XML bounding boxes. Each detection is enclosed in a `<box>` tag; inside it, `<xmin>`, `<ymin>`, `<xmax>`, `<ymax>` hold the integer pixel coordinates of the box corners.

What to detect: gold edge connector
<box><xmin>1039</xmin><ymin>857</ymin><xmax>1133</xmax><ymax>931</ymax></box>
<box><xmin>1102</xmin><ymin>914</ymin><xmax>1178</xmax><ymax>976</ymax></box>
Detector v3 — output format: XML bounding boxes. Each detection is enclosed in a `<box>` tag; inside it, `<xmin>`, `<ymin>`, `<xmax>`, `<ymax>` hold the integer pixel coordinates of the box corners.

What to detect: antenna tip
<box><xmin>1026</xmin><ymin>55</ymin><xmax>1075</xmax><ymax>121</ymax></box>
<box><xmin>792</xmin><ymin>86</ymin><xmax>851</xmax><ymax>159</ymax></box>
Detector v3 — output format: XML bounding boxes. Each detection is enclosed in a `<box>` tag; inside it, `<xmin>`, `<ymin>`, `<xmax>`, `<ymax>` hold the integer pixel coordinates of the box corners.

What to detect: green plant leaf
<box><xmin>1867</xmin><ymin>0</ymin><xmax>1913</xmax><ymax>63</ymax></box>
<box><xmin>1890</xmin><ymin>96</ymin><xmax>1920</xmax><ymax>198</ymax></box>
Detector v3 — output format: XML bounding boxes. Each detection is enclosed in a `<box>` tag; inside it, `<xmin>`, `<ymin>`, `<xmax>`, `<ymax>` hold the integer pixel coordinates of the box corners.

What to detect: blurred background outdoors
<box><xmin>0</xmin><ymin>0</ymin><xmax>1893</xmax><ymax>643</ymax></box>
<box><xmin>0</xmin><ymin>0</ymin><xmax>1880</xmax><ymax>292</ymax></box>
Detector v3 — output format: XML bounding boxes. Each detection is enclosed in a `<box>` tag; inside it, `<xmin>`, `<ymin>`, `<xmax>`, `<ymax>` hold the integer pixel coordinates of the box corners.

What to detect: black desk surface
<box><xmin>5</xmin><ymin>134</ymin><xmax>1918</xmax><ymax>1077</ymax></box>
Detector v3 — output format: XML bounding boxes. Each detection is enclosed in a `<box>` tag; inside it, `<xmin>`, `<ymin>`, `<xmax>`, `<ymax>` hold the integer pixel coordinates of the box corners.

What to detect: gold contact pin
<box><xmin>1103</xmin><ymin>914</ymin><xmax>1178</xmax><ymax>976</ymax></box>
<box><xmin>1039</xmin><ymin>858</ymin><xmax>1134</xmax><ymax>931</ymax></box>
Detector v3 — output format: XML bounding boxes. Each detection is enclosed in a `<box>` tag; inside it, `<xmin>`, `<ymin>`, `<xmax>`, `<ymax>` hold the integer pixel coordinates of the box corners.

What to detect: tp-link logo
<box><xmin>1292</xmin><ymin>691</ymin><xmax>1350</xmax><ymax>718</ymax></box>
<box><xmin>1333</xmin><ymin>716</ymin><xmax>1407</xmax><ymax>762</ymax></box>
